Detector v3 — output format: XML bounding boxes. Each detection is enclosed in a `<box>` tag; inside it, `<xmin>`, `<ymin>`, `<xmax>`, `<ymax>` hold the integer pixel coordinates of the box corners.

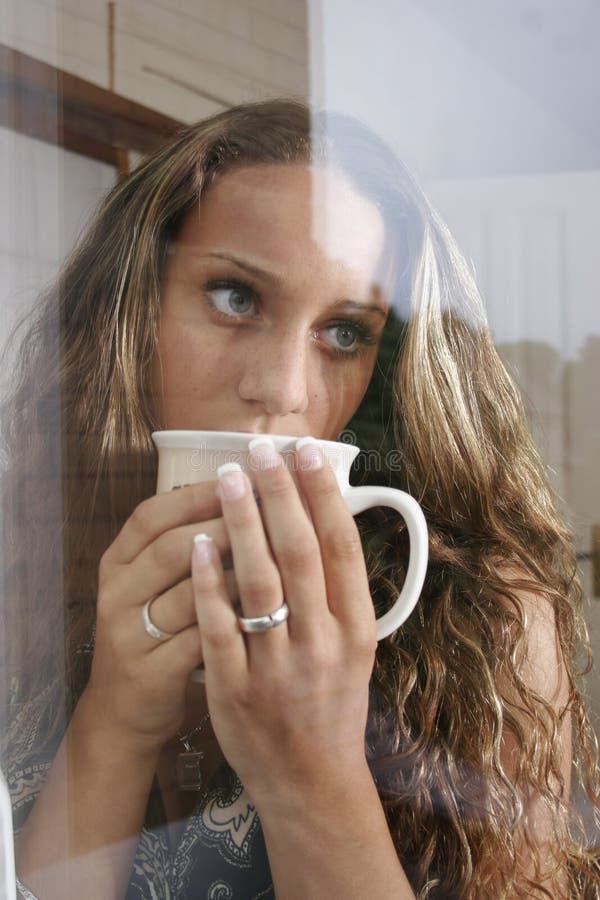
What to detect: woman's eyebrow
<box><xmin>201</xmin><ymin>252</ymin><xmax>282</xmax><ymax>286</ymax></box>
<box><xmin>331</xmin><ymin>299</ymin><xmax>389</xmax><ymax>320</ymax></box>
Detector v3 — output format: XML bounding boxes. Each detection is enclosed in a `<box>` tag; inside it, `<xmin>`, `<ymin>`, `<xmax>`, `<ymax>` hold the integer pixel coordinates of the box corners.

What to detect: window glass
<box><xmin>1</xmin><ymin>3</ymin><xmax>598</xmax><ymax>898</ymax></box>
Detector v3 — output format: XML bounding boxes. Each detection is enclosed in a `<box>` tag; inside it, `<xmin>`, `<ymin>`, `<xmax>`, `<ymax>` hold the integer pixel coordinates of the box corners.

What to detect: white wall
<box><xmin>115</xmin><ymin>0</ymin><xmax>308</xmax><ymax>121</ymax></box>
<box><xmin>308</xmin><ymin>0</ymin><xmax>599</xmax><ymax>181</ymax></box>
<box><xmin>0</xmin><ymin>0</ymin><xmax>109</xmax><ymax>87</ymax></box>
<box><xmin>0</xmin><ymin>126</ymin><xmax>116</xmax><ymax>356</ymax></box>
<box><xmin>0</xmin><ymin>0</ymin><xmax>309</xmax><ymax>122</ymax></box>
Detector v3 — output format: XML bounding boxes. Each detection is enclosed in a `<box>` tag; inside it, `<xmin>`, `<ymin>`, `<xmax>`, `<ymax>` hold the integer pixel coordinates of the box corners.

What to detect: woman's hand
<box><xmin>80</xmin><ymin>482</ymin><xmax>232</xmax><ymax>751</ymax></box>
<box><xmin>191</xmin><ymin>437</ymin><xmax>377</xmax><ymax>800</ymax></box>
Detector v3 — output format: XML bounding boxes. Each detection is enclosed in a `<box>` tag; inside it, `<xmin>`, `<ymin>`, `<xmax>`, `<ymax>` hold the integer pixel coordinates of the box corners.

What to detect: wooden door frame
<box><xmin>0</xmin><ymin>43</ymin><xmax>183</xmax><ymax>175</ymax></box>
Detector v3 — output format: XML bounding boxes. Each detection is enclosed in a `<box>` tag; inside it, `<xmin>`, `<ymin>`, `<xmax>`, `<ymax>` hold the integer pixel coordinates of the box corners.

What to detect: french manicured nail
<box><xmin>193</xmin><ymin>532</ymin><xmax>213</xmax><ymax>565</ymax></box>
<box><xmin>295</xmin><ymin>436</ymin><xmax>323</xmax><ymax>471</ymax></box>
<box><xmin>217</xmin><ymin>462</ymin><xmax>246</xmax><ymax>500</ymax></box>
<box><xmin>248</xmin><ymin>436</ymin><xmax>280</xmax><ymax>471</ymax></box>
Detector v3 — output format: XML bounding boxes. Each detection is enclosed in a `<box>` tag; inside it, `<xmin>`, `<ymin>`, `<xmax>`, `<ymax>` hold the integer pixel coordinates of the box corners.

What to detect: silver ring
<box><xmin>238</xmin><ymin>601</ymin><xmax>289</xmax><ymax>634</ymax></box>
<box><xmin>142</xmin><ymin>597</ymin><xmax>175</xmax><ymax>641</ymax></box>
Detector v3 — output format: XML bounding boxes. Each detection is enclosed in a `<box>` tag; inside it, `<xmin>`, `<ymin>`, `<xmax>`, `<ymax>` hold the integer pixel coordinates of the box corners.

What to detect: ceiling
<box><xmin>415</xmin><ymin>0</ymin><xmax>600</xmax><ymax>150</ymax></box>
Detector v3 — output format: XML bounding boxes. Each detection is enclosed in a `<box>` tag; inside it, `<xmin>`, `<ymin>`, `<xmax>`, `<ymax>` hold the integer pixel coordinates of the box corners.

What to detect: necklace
<box><xmin>175</xmin><ymin>711</ymin><xmax>211</xmax><ymax>791</ymax></box>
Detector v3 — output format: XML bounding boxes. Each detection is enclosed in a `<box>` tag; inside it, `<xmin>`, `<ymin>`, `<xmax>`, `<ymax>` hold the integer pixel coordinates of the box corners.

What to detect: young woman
<box><xmin>1</xmin><ymin>100</ymin><xmax>598</xmax><ymax>899</ymax></box>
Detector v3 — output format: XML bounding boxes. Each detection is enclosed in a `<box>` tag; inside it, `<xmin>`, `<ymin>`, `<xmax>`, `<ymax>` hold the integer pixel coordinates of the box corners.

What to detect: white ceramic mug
<box><xmin>152</xmin><ymin>430</ymin><xmax>428</xmax><ymax>640</ymax></box>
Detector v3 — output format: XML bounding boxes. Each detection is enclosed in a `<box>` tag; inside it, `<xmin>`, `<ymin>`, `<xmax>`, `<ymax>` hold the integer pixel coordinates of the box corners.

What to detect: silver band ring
<box><xmin>142</xmin><ymin>597</ymin><xmax>175</xmax><ymax>641</ymax></box>
<box><xmin>238</xmin><ymin>601</ymin><xmax>290</xmax><ymax>634</ymax></box>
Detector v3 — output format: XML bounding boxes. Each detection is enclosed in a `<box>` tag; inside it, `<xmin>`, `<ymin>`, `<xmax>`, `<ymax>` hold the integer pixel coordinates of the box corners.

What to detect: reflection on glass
<box><xmin>0</xmin><ymin>96</ymin><xmax>597</xmax><ymax>900</ymax></box>
<box><xmin>1</xmin><ymin>3</ymin><xmax>599</xmax><ymax>896</ymax></box>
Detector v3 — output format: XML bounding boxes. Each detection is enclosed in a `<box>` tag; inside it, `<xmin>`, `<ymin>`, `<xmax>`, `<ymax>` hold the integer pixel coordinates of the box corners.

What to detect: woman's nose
<box><xmin>238</xmin><ymin>332</ymin><xmax>310</xmax><ymax>417</ymax></box>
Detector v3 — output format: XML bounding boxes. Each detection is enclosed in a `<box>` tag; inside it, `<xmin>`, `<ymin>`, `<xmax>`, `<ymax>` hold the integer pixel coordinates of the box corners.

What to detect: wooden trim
<box><xmin>115</xmin><ymin>147</ymin><xmax>129</xmax><ymax>179</ymax></box>
<box><xmin>108</xmin><ymin>2</ymin><xmax>116</xmax><ymax>93</ymax></box>
<box><xmin>593</xmin><ymin>524</ymin><xmax>600</xmax><ymax>598</ymax></box>
<box><xmin>0</xmin><ymin>43</ymin><xmax>183</xmax><ymax>166</ymax></box>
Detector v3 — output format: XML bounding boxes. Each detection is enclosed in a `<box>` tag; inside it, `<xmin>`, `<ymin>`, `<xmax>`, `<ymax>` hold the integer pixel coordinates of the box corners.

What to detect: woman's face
<box><xmin>153</xmin><ymin>163</ymin><xmax>389</xmax><ymax>440</ymax></box>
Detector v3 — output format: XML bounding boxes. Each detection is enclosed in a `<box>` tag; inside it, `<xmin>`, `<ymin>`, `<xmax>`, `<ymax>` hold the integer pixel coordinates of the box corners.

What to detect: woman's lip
<box><xmin>169</xmin><ymin>425</ymin><xmax>312</xmax><ymax>438</ymax></box>
<box><xmin>222</xmin><ymin>427</ymin><xmax>307</xmax><ymax>437</ymax></box>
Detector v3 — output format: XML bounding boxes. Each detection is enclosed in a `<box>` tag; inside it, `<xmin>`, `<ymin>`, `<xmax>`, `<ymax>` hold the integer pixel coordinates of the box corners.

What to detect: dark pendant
<box><xmin>176</xmin><ymin>750</ymin><xmax>205</xmax><ymax>791</ymax></box>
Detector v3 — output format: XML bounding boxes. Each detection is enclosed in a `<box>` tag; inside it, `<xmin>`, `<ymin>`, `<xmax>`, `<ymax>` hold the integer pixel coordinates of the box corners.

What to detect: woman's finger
<box><xmin>294</xmin><ymin>439</ymin><xmax>376</xmax><ymax>640</ymax></box>
<box><xmin>151</xmin><ymin>620</ymin><xmax>205</xmax><ymax>680</ymax></box>
<box><xmin>103</xmin><ymin>517</ymin><xmax>231</xmax><ymax>612</ymax></box>
<box><xmin>141</xmin><ymin>569</ymin><xmax>239</xmax><ymax>641</ymax></box>
<box><xmin>214</xmin><ymin>463</ymin><xmax>289</xmax><ymax>658</ymax></box>
<box><xmin>102</xmin><ymin>481</ymin><xmax>222</xmax><ymax>568</ymax></box>
<box><xmin>191</xmin><ymin>532</ymin><xmax>247</xmax><ymax>690</ymax></box>
<box><xmin>246</xmin><ymin>439</ymin><xmax>330</xmax><ymax>641</ymax></box>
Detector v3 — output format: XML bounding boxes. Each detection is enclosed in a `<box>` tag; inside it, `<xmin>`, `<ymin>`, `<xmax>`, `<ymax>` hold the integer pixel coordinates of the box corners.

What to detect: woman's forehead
<box><xmin>179</xmin><ymin>163</ymin><xmax>387</xmax><ymax>283</ymax></box>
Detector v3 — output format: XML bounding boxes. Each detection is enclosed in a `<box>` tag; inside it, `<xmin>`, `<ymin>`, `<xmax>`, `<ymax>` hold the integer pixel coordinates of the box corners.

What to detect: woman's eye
<box><xmin>206</xmin><ymin>283</ymin><xmax>256</xmax><ymax>317</ymax></box>
<box><xmin>322</xmin><ymin>322</ymin><xmax>369</xmax><ymax>354</ymax></box>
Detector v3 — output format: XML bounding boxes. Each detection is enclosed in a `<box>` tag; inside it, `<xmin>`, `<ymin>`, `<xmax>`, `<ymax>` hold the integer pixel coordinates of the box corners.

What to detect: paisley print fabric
<box><xmin>169</xmin><ymin>767</ymin><xmax>274</xmax><ymax>900</ymax></box>
<box><xmin>3</xmin><ymin>686</ymin><xmax>274</xmax><ymax>899</ymax></box>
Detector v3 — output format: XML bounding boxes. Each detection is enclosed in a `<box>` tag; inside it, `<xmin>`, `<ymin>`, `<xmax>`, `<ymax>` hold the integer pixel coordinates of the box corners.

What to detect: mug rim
<box><xmin>152</xmin><ymin>430</ymin><xmax>360</xmax><ymax>455</ymax></box>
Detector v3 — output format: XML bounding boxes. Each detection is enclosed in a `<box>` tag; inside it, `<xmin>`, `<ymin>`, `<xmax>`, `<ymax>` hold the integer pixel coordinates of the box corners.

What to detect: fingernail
<box><xmin>248</xmin><ymin>436</ymin><xmax>280</xmax><ymax>471</ymax></box>
<box><xmin>193</xmin><ymin>533</ymin><xmax>213</xmax><ymax>565</ymax></box>
<box><xmin>217</xmin><ymin>462</ymin><xmax>246</xmax><ymax>500</ymax></box>
<box><xmin>295</xmin><ymin>437</ymin><xmax>323</xmax><ymax>471</ymax></box>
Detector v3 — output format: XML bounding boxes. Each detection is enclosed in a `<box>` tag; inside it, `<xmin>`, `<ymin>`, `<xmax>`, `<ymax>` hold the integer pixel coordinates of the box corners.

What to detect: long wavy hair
<box><xmin>1</xmin><ymin>99</ymin><xmax>598</xmax><ymax>897</ymax></box>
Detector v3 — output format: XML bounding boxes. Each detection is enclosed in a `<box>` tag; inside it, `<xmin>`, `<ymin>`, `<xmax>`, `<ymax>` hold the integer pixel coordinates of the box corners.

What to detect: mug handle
<box><xmin>343</xmin><ymin>486</ymin><xmax>428</xmax><ymax>640</ymax></box>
